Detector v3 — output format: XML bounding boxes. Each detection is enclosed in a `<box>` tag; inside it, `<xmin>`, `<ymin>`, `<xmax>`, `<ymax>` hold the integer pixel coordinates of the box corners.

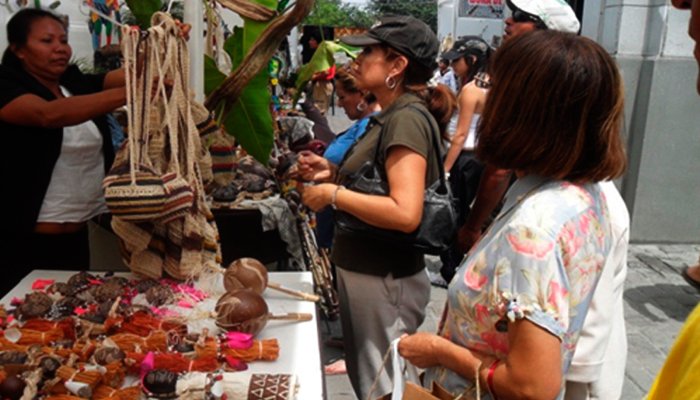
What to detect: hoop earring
<box><xmin>356</xmin><ymin>101</ymin><xmax>367</xmax><ymax>112</ymax></box>
<box><xmin>385</xmin><ymin>75</ymin><xmax>397</xmax><ymax>90</ymax></box>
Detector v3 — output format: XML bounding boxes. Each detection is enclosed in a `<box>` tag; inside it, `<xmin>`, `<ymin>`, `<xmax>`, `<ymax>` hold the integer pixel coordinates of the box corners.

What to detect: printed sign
<box><xmin>459</xmin><ymin>0</ymin><xmax>505</xmax><ymax>19</ymax></box>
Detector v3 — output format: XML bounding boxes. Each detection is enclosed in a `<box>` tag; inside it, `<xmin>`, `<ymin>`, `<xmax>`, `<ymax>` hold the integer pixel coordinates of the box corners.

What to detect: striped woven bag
<box><xmin>103</xmin><ymin>27</ymin><xmax>166</xmax><ymax>221</ymax></box>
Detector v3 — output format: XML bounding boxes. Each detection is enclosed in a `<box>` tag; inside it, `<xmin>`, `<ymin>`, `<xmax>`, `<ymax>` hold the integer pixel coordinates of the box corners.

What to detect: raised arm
<box><xmin>0</xmin><ymin>89</ymin><xmax>126</xmax><ymax>129</ymax></box>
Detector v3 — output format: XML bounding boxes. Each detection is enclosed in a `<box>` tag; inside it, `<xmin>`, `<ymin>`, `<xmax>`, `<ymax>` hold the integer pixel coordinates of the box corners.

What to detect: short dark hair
<box><xmin>477</xmin><ymin>30</ymin><xmax>627</xmax><ymax>183</ymax></box>
<box><xmin>3</xmin><ymin>8</ymin><xmax>66</xmax><ymax>64</ymax></box>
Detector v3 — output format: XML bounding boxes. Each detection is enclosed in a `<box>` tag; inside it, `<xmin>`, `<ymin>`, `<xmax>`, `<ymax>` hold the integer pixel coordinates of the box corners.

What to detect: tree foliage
<box><xmin>368</xmin><ymin>0</ymin><xmax>437</xmax><ymax>32</ymax></box>
<box><xmin>304</xmin><ymin>0</ymin><xmax>375</xmax><ymax>28</ymax></box>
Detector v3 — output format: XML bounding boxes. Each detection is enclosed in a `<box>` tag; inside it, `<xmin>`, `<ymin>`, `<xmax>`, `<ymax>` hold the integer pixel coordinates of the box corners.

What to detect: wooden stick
<box><xmin>267</xmin><ymin>313</ymin><xmax>313</xmax><ymax>322</ymax></box>
<box><xmin>267</xmin><ymin>282</ymin><xmax>321</xmax><ymax>302</ymax></box>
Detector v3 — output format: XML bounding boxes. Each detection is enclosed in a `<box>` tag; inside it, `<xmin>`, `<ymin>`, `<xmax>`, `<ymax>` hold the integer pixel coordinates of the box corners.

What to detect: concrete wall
<box><xmin>585</xmin><ymin>0</ymin><xmax>700</xmax><ymax>242</ymax></box>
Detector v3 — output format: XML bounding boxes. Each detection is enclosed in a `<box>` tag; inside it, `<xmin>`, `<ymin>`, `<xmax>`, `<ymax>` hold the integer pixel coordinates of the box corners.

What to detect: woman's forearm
<box><xmin>103</xmin><ymin>68</ymin><xmax>126</xmax><ymax>89</ymax></box>
<box><xmin>0</xmin><ymin>88</ymin><xmax>126</xmax><ymax>128</ymax></box>
<box><xmin>42</xmin><ymin>88</ymin><xmax>126</xmax><ymax>128</ymax></box>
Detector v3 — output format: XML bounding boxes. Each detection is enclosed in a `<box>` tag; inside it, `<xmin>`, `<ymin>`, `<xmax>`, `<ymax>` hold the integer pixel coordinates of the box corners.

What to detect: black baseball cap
<box><xmin>442</xmin><ymin>36</ymin><xmax>491</xmax><ymax>61</ymax></box>
<box><xmin>340</xmin><ymin>15</ymin><xmax>438</xmax><ymax>70</ymax></box>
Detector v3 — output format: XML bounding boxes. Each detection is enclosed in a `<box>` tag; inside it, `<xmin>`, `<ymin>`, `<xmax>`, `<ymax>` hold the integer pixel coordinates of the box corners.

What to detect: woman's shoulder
<box><xmin>510</xmin><ymin>181</ymin><xmax>605</xmax><ymax>235</ymax></box>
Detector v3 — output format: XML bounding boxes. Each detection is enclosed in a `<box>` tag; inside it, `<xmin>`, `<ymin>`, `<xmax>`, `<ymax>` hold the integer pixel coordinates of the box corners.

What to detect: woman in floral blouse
<box><xmin>398</xmin><ymin>31</ymin><xmax>627</xmax><ymax>400</ymax></box>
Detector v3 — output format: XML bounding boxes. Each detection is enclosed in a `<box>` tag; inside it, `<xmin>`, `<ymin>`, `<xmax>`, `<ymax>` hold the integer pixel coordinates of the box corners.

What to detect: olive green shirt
<box><xmin>331</xmin><ymin>93</ymin><xmax>442</xmax><ymax>278</ymax></box>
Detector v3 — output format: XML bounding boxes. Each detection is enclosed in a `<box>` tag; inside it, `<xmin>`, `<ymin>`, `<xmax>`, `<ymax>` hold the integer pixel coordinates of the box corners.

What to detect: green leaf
<box><xmin>125</xmin><ymin>0</ymin><xmax>163</xmax><ymax>29</ymax></box>
<box><xmin>210</xmin><ymin>0</ymin><xmax>278</xmax><ymax>163</ymax></box>
<box><xmin>223</xmin><ymin>73</ymin><xmax>274</xmax><ymax>163</ymax></box>
<box><xmin>223</xmin><ymin>27</ymin><xmax>244</xmax><ymax>70</ymax></box>
<box><xmin>204</xmin><ymin>55</ymin><xmax>226</xmax><ymax>96</ymax></box>
<box><xmin>295</xmin><ymin>40</ymin><xmax>358</xmax><ymax>93</ymax></box>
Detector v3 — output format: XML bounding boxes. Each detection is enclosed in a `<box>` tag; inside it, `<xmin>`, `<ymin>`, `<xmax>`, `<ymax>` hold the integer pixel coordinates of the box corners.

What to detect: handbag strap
<box><xmin>370</xmin><ymin>103</ymin><xmax>448</xmax><ymax>189</ymax></box>
<box><xmin>366</xmin><ymin>338</ymin><xmax>403</xmax><ymax>400</ymax></box>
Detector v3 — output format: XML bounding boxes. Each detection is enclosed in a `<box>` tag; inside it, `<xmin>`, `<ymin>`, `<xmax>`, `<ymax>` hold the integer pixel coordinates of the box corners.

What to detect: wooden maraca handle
<box><xmin>267</xmin><ymin>313</ymin><xmax>313</xmax><ymax>322</ymax></box>
<box><xmin>267</xmin><ymin>282</ymin><xmax>321</xmax><ymax>302</ymax></box>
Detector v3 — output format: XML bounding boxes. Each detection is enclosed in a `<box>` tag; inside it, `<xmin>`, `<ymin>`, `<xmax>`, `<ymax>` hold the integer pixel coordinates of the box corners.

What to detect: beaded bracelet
<box><xmin>331</xmin><ymin>185</ymin><xmax>345</xmax><ymax>210</ymax></box>
<box><xmin>487</xmin><ymin>359</ymin><xmax>500</xmax><ymax>400</ymax></box>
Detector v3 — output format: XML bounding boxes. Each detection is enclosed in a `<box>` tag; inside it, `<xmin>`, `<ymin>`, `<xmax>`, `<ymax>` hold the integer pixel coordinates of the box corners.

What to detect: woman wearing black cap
<box><xmin>298</xmin><ymin>15</ymin><xmax>456</xmax><ymax>399</ymax></box>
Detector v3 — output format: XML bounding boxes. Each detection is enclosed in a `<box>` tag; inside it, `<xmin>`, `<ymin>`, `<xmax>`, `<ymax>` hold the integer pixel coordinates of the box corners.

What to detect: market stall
<box><xmin>0</xmin><ymin>270</ymin><xmax>323</xmax><ymax>399</ymax></box>
<box><xmin>0</xmin><ymin>2</ymin><xmax>337</xmax><ymax>398</ymax></box>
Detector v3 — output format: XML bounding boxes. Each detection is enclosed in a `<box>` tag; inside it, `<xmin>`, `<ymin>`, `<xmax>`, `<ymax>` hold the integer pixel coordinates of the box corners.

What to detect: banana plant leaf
<box><xmin>124</xmin><ymin>0</ymin><xmax>163</xmax><ymax>29</ymax></box>
<box><xmin>294</xmin><ymin>40</ymin><xmax>358</xmax><ymax>103</ymax></box>
<box><xmin>204</xmin><ymin>6</ymin><xmax>276</xmax><ymax>163</ymax></box>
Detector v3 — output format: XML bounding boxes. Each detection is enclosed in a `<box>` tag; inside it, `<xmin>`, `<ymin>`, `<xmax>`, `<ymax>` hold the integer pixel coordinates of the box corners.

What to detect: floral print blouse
<box><xmin>424</xmin><ymin>175</ymin><xmax>612</xmax><ymax>399</ymax></box>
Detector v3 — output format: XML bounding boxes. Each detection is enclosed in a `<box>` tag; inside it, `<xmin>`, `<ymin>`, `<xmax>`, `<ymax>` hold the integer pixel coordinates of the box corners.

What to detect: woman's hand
<box><xmin>398</xmin><ymin>332</ymin><xmax>447</xmax><ymax>369</ymax></box>
<box><xmin>296</xmin><ymin>150</ymin><xmax>335</xmax><ymax>182</ymax></box>
<box><xmin>301</xmin><ymin>183</ymin><xmax>336</xmax><ymax>211</ymax></box>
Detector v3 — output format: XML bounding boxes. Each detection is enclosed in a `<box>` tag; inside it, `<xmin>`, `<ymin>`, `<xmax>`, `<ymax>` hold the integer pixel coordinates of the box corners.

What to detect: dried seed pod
<box><xmin>224</xmin><ymin>258</ymin><xmax>268</xmax><ymax>294</ymax></box>
<box><xmin>215</xmin><ymin>289</ymin><xmax>269</xmax><ymax>336</ymax></box>
<box><xmin>0</xmin><ymin>352</ymin><xmax>27</xmax><ymax>365</ymax></box>
<box><xmin>93</xmin><ymin>347</ymin><xmax>125</xmax><ymax>365</ymax></box>
<box><xmin>93</xmin><ymin>279</ymin><xmax>125</xmax><ymax>303</ymax></box>
<box><xmin>38</xmin><ymin>356</ymin><xmax>61</xmax><ymax>379</ymax></box>
<box><xmin>0</xmin><ymin>376</ymin><xmax>25</xmax><ymax>400</ymax></box>
<box><xmin>66</xmin><ymin>271</ymin><xmax>97</xmax><ymax>295</ymax></box>
<box><xmin>48</xmin><ymin>282</ymin><xmax>71</xmax><ymax>296</ymax></box>
<box><xmin>17</xmin><ymin>292</ymin><xmax>53</xmax><ymax>320</ymax></box>
<box><xmin>135</xmin><ymin>278</ymin><xmax>160</xmax><ymax>294</ymax></box>
<box><xmin>145</xmin><ymin>285</ymin><xmax>174</xmax><ymax>307</ymax></box>
<box><xmin>142</xmin><ymin>369</ymin><xmax>178</xmax><ymax>398</ymax></box>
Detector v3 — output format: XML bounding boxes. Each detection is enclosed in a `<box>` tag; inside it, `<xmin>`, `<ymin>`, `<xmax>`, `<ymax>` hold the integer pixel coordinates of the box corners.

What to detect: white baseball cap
<box><xmin>507</xmin><ymin>0</ymin><xmax>580</xmax><ymax>34</ymax></box>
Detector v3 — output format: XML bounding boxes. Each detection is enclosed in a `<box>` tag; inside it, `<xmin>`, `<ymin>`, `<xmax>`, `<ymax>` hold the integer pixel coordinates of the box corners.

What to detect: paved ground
<box><xmin>322</xmin><ymin>108</ymin><xmax>700</xmax><ymax>399</ymax></box>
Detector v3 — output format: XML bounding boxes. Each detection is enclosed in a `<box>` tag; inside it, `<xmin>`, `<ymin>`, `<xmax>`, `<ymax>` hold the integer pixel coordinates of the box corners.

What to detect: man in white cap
<box><xmin>504</xmin><ymin>0</ymin><xmax>580</xmax><ymax>39</ymax></box>
<box><xmin>456</xmin><ymin>2</ymin><xmax>630</xmax><ymax>399</ymax></box>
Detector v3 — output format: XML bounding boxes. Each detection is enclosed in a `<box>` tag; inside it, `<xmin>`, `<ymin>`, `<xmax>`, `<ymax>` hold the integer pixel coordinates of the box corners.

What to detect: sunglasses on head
<box><xmin>511</xmin><ymin>9</ymin><xmax>547</xmax><ymax>28</ymax></box>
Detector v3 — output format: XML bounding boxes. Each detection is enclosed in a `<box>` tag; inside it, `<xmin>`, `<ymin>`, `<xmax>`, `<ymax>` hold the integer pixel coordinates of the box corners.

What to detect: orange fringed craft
<box><xmin>195</xmin><ymin>337</ymin><xmax>280</xmax><ymax>362</ymax></box>
<box><xmin>3</xmin><ymin>327</ymin><xmax>65</xmax><ymax>345</ymax></box>
<box><xmin>104</xmin><ymin>312</ymin><xmax>187</xmax><ymax>337</ymax></box>
<box><xmin>0</xmin><ymin>336</ymin><xmax>28</xmax><ymax>351</ymax></box>
<box><xmin>224</xmin><ymin>338</ymin><xmax>279</xmax><ymax>362</ymax></box>
<box><xmin>93</xmin><ymin>385</ymin><xmax>141</xmax><ymax>400</ymax></box>
<box><xmin>44</xmin><ymin>396</ymin><xmax>85</xmax><ymax>400</ymax></box>
<box><xmin>124</xmin><ymin>352</ymin><xmax>219</xmax><ymax>374</ymax></box>
<box><xmin>101</xmin><ymin>361</ymin><xmax>126</xmax><ymax>388</ymax></box>
<box><xmin>22</xmin><ymin>318</ymin><xmax>76</xmax><ymax>340</ymax></box>
<box><xmin>109</xmin><ymin>331</ymin><xmax>168</xmax><ymax>352</ymax></box>
<box><xmin>54</xmin><ymin>341</ymin><xmax>97</xmax><ymax>362</ymax></box>
<box><xmin>56</xmin><ymin>365</ymin><xmax>104</xmax><ymax>391</ymax></box>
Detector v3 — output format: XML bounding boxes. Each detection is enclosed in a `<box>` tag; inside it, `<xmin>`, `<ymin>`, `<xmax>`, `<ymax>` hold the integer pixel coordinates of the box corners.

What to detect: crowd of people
<box><xmin>0</xmin><ymin>1</ymin><xmax>698</xmax><ymax>399</ymax></box>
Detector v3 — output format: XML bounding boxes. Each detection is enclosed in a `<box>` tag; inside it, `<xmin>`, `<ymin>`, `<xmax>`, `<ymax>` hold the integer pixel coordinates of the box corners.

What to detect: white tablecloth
<box><xmin>1</xmin><ymin>270</ymin><xmax>324</xmax><ymax>400</ymax></box>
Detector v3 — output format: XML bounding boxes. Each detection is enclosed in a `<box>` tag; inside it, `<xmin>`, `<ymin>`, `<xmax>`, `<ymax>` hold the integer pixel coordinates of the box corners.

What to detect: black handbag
<box><xmin>335</xmin><ymin>105</ymin><xmax>458</xmax><ymax>255</ymax></box>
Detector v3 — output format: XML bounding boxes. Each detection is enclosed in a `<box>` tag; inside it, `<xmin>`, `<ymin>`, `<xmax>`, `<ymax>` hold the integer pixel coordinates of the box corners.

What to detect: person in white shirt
<box><xmin>566</xmin><ymin>181</ymin><xmax>629</xmax><ymax>400</ymax></box>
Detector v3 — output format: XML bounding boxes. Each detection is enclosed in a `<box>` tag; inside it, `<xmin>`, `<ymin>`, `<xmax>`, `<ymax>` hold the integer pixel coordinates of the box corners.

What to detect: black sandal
<box><xmin>681</xmin><ymin>267</ymin><xmax>700</xmax><ymax>292</ymax></box>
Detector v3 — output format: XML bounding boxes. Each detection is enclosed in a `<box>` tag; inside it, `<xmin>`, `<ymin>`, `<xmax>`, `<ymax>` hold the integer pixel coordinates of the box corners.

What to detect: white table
<box><xmin>1</xmin><ymin>270</ymin><xmax>324</xmax><ymax>400</ymax></box>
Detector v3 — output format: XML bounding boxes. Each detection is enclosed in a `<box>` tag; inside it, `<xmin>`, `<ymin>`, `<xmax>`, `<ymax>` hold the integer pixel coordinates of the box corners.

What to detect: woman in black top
<box><xmin>0</xmin><ymin>8</ymin><xmax>128</xmax><ymax>293</ymax></box>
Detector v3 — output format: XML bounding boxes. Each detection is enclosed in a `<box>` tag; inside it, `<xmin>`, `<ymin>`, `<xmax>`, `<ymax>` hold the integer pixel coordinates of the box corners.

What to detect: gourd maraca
<box><xmin>223</xmin><ymin>258</ymin><xmax>320</xmax><ymax>302</ymax></box>
<box><xmin>215</xmin><ymin>289</ymin><xmax>269</xmax><ymax>336</ymax></box>
<box><xmin>214</xmin><ymin>289</ymin><xmax>312</xmax><ymax>336</ymax></box>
